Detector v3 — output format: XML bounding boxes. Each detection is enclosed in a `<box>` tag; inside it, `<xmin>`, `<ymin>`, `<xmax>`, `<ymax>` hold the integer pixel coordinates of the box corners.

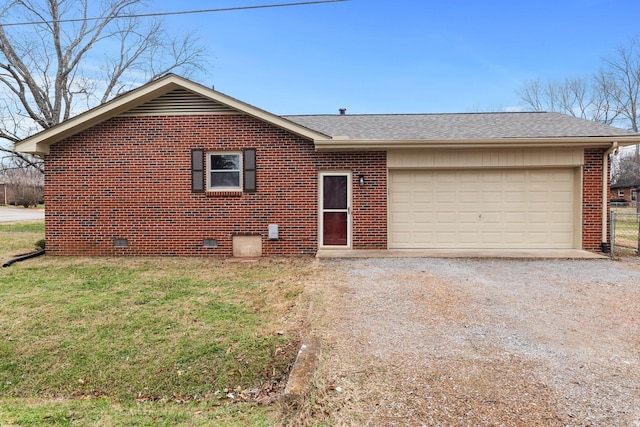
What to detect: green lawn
<box><xmin>0</xmin><ymin>221</ymin><xmax>313</xmax><ymax>426</ymax></box>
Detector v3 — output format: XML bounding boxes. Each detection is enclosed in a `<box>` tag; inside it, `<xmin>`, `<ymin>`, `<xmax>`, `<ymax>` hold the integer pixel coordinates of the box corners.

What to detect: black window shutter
<box><xmin>191</xmin><ymin>149</ymin><xmax>204</xmax><ymax>193</ymax></box>
<box><xmin>244</xmin><ymin>148</ymin><xmax>256</xmax><ymax>193</ymax></box>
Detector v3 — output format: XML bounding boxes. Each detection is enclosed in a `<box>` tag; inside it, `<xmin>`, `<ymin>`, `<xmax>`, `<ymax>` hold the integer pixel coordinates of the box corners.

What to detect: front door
<box><xmin>320</xmin><ymin>172</ymin><xmax>351</xmax><ymax>247</ymax></box>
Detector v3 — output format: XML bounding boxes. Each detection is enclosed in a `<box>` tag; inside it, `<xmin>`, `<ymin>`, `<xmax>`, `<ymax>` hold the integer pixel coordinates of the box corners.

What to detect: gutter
<box><xmin>602</xmin><ymin>141</ymin><xmax>619</xmax><ymax>252</ymax></box>
<box><xmin>314</xmin><ymin>135</ymin><xmax>640</xmax><ymax>152</ymax></box>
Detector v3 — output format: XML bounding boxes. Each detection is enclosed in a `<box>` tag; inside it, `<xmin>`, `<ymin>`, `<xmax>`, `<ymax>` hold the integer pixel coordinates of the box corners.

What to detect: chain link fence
<box><xmin>611</xmin><ymin>208</ymin><xmax>640</xmax><ymax>256</ymax></box>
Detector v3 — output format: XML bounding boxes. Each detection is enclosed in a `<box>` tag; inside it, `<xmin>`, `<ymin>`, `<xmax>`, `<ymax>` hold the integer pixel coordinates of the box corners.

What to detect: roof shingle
<box><xmin>284</xmin><ymin>112</ymin><xmax>638</xmax><ymax>140</ymax></box>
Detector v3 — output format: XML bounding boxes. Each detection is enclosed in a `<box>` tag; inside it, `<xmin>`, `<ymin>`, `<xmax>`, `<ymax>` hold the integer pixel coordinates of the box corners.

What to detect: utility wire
<box><xmin>0</xmin><ymin>0</ymin><xmax>348</xmax><ymax>27</ymax></box>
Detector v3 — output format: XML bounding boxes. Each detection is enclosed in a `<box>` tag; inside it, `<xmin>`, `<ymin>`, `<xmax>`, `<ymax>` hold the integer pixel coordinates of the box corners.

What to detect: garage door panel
<box><xmin>528</xmin><ymin>212</ymin><xmax>550</xmax><ymax>223</ymax></box>
<box><xmin>550</xmin><ymin>191</ymin><xmax>572</xmax><ymax>202</ymax></box>
<box><xmin>460</xmin><ymin>173</ymin><xmax>480</xmax><ymax>183</ymax></box>
<box><xmin>435</xmin><ymin>193</ymin><xmax>457</xmax><ymax>203</ymax></box>
<box><xmin>481</xmin><ymin>212</ymin><xmax>502</xmax><ymax>223</ymax></box>
<box><xmin>414</xmin><ymin>173</ymin><xmax>435</xmax><ymax>184</ymax></box>
<box><xmin>391</xmin><ymin>213</ymin><xmax>413</xmax><ymax>225</ymax></box>
<box><xmin>391</xmin><ymin>173</ymin><xmax>412</xmax><ymax>184</ymax></box>
<box><xmin>503</xmin><ymin>231</ymin><xmax>526</xmax><ymax>243</ymax></box>
<box><xmin>528</xmin><ymin>191</ymin><xmax>551</xmax><ymax>202</ymax></box>
<box><xmin>459</xmin><ymin>232</ymin><xmax>481</xmax><ymax>242</ymax></box>
<box><xmin>458</xmin><ymin>191</ymin><xmax>479</xmax><ymax>201</ymax></box>
<box><xmin>458</xmin><ymin>212</ymin><xmax>479</xmax><ymax>223</ymax></box>
<box><xmin>413</xmin><ymin>214</ymin><xmax>435</xmax><ymax>224</ymax></box>
<box><xmin>410</xmin><ymin>232</ymin><xmax>430</xmax><ymax>242</ymax></box>
<box><xmin>389</xmin><ymin>169</ymin><xmax>575</xmax><ymax>249</ymax></box>
<box><xmin>481</xmin><ymin>192</ymin><xmax>503</xmax><ymax>203</ymax></box>
<box><xmin>503</xmin><ymin>213</ymin><xmax>524</xmax><ymax>224</ymax></box>
<box><xmin>479</xmin><ymin>170</ymin><xmax>500</xmax><ymax>179</ymax></box>
<box><xmin>527</xmin><ymin>234</ymin><xmax>549</xmax><ymax>244</ymax></box>
<box><xmin>553</xmin><ymin>232</ymin><xmax>573</xmax><ymax>242</ymax></box>
<box><xmin>435</xmin><ymin>212</ymin><xmax>457</xmax><ymax>223</ymax></box>
<box><xmin>504</xmin><ymin>192</ymin><xmax>525</xmax><ymax>203</ymax></box>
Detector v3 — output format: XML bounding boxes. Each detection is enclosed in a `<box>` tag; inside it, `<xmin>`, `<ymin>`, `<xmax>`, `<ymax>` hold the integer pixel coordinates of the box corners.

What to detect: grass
<box><xmin>0</xmin><ymin>220</ymin><xmax>315</xmax><ymax>426</ymax></box>
<box><xmin>0</xmin><ymin>397</ymin><xmax>278</xmax><ymax>426</ymax></box>
<box><xmin>0</xmin><ymin>221</ymin><xmax>45</xmax><ymax>255</ymax></box>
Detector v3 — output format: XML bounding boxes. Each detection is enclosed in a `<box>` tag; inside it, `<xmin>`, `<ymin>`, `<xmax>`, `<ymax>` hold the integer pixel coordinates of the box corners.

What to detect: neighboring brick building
<box><xmin>610</xmin><ymin>179</ymin><xmax>640</xmax><ymax>207</ymax></box>
<box><xmin>14</xmin><ymin>75</ymin><xmax>640</xmax><ymax>256</ymax></box>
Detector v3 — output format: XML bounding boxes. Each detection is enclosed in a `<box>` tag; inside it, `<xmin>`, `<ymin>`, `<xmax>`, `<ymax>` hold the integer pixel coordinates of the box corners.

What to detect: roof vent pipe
<box><xmin>339</xmin><ymin>108</ymin><xmax>346</xmax><ymax>115</ymax></box>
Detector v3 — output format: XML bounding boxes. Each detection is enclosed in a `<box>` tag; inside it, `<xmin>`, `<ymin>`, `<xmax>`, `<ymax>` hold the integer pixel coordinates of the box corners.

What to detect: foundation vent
<box><xmin>203</xmin><ymin>239</ymin><xmax>218</xmax><ymax>248</ymax></box>
<box><xmin>113</xmin><ymin>239</ymin><xmax>129</xmax><ymax>248</ymax></box>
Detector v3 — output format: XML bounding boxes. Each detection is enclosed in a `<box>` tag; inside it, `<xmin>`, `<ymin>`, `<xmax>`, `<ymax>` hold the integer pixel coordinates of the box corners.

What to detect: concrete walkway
<box><xmin>316</xmin><ymin>248</ymin><xmax>608</xmax><ymax>259</ymax></box>
<box><xmin>0</xmin><ymin>206</ymin><xmax>45</xmax><ymax>222</ymax></box>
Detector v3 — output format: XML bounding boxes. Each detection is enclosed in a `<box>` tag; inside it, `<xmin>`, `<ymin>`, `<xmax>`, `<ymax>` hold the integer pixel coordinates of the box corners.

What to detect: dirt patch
<box><xmin>303</xmin><ymin>257</ymin><xmax>640</xmax><ymax>426</ymax></box>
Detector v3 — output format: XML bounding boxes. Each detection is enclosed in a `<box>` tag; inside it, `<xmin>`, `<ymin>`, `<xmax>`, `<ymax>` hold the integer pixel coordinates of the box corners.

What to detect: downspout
<box><xmin>602</xmin><ymin>141</ymin><xmax>619</xmax><ymax>252</ymax></box>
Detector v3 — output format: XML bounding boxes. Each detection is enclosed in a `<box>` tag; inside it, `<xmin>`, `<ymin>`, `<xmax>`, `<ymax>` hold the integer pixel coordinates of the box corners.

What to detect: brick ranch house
<box><xmin>14</xmin><ymin>74</ymin><xmax>640</xmax><ymax>256</ymax></box>
<box><xmin>610</xmin><ymin>179</ymin><xmax>640</xmax><ymax>207</ymax></box>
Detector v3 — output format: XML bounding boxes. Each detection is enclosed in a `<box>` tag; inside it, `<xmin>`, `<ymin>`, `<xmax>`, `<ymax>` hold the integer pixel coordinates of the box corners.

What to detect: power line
<box><xmin>0</xmin><ymin>0</ymin><xmax>349</xmax><ymax>27</ymax></box>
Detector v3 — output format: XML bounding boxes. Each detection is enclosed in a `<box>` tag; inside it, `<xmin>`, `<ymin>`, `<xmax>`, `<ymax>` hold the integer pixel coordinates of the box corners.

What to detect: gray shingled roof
<box><xmin>611</xmin><ymin>178</ymin><xmax>640</xmax><ymax>189</ymax></box>
<box><xmin>283</xmin><ymin>112</ymin><xmax>637</xmax><ymax>140</ymax></box>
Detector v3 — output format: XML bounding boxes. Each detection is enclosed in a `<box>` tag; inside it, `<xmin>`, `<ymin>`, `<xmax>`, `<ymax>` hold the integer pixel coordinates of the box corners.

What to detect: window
<box><xmin>191</xmin><ymin>149</ymin><xmax>256</xmax><ymax>193</ymax></box>
<box><xmin>618</xmin><ymin>189</ymin><xmax>625</xmax><ymax>198</ymax></box>
<box><xmin>632</xmin><ymin>190</ymin><xmax>637</xmax><ymax>201</ymax></box>
<box><xmin>208</xmin><ymin>152</ymin><xmax>242</xmax><ymax>191</ymax></box>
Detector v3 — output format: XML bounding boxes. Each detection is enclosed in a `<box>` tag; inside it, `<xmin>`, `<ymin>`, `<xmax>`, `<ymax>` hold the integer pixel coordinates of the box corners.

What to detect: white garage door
<box><xmin>389</xmin><ymin>169</ymin><xmax>576</xmax><ymax>249</ymax></box>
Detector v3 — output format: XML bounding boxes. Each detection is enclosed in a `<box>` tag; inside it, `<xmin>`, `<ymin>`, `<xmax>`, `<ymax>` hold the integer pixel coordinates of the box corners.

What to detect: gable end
<box><xmin>119</xmin><ymin>88</ymin><xmax>238</xmax><ymax>116</ymax></box>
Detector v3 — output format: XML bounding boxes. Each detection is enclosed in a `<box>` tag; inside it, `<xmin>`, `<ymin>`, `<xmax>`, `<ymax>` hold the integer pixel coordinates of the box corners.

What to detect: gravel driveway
<box><xmin>308</xmin><ymin>257</ymin><xmax>640</xmax><ymax>426</ymax></box>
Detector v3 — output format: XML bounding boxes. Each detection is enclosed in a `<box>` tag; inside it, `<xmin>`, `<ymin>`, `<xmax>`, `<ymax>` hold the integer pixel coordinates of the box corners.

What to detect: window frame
<box><xmin>207</xmin><ymin>151</ymin><xmax>243</xmax><ymax>192</ymax></box>
<box><xmin>618</xmin><ymin>189</ymin><xmax>625</xmax><ymax>198</ymax></box>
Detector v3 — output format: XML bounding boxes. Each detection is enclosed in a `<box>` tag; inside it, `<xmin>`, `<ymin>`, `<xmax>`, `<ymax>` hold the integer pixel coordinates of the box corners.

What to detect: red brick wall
<box><xmin>582</xmin><ymin>148</ymin><xmax>607</xmax><ymax>251</ymax></box>
<box><xmin>608</xmin><ymin>188</ymin><xmax>621</xmax><ymax>201</ymax></box>
<box><xmin>43</xmin><ymin>114</ymin><xmax>612</xmax><ymax>255</ymax></box>
<box><xmin>45</xmin><ymin>114</ymin><xmax>388</xmax><ymax>256</ymax></box>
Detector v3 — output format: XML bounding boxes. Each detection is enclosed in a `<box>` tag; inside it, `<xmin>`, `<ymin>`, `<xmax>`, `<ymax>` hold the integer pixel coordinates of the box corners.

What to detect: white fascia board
<box><xmin>313</xmin><ymin>136</ymin><xmax>640</xmax><ymax>151</ymax></box>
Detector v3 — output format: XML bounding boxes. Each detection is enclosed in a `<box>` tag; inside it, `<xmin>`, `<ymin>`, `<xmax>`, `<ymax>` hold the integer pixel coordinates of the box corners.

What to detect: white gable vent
<box><xmin>120</xmin><ymin>88</ymin><xmax>238</xmax><ymax>116</ymax></box>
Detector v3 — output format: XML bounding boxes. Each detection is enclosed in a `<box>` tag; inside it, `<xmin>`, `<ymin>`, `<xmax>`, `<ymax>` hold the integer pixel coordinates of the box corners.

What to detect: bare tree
<box><xmin>516</xmin><ymin>36</ymin><xmax>640</xmax><ymax>130</ymax></box>
<box><xmin>599</xmin><ymin>38</ymin><xmax>640</xmax><ymax>133</ymax></box>
<box><xmin>0</xmin><ymin>0</ymin><xmax>206</xmax><ymax>173</ymax></box>
<box><xmin>1</xmin><ymin>154</ymin><xmax>44</xmax><ymax>206</ymax></box>
<box><xmin>611</xmin><ymin>150</ymin><xmax>640</xmax><ymax>185</ymax></box>
<box><xmin>517</xmin><ymin>76</ymin><xmax>620</xmax><ymax>125</ymax></box>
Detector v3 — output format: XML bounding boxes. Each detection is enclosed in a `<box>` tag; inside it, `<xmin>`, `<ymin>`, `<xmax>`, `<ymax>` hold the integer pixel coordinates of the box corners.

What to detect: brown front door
<box><xmin>320</xmin><ymin>172</ymin><xmax>351</xmax><ymax>247</ymax></box>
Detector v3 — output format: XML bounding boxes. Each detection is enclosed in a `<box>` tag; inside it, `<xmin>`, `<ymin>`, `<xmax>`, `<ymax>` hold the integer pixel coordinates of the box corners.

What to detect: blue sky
<box><xmin>154</xmin><ymin>0</ymin><xmax>639</xmax><ymax>115</ymax></box>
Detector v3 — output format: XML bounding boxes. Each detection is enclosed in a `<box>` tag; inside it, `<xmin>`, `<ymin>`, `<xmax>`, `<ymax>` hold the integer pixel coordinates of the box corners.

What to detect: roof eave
<box><xmin>173</xmin><ymin>79</ymin><xmax>329</xmax><ymax>141</ymax></box>
<box><xmin>15</xmin><ymin>79</ymin><xmax>186</xmax><ymax>155</ymax></box>
<box><xmin>313</xmin><ymin>136</ymin><xmax>640</xmax><ymax>151</ymax></box>
<box><xmin>14</xmin><ymin>74</ymin><xmax>328</xmax><ymax>155</ymax></box>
